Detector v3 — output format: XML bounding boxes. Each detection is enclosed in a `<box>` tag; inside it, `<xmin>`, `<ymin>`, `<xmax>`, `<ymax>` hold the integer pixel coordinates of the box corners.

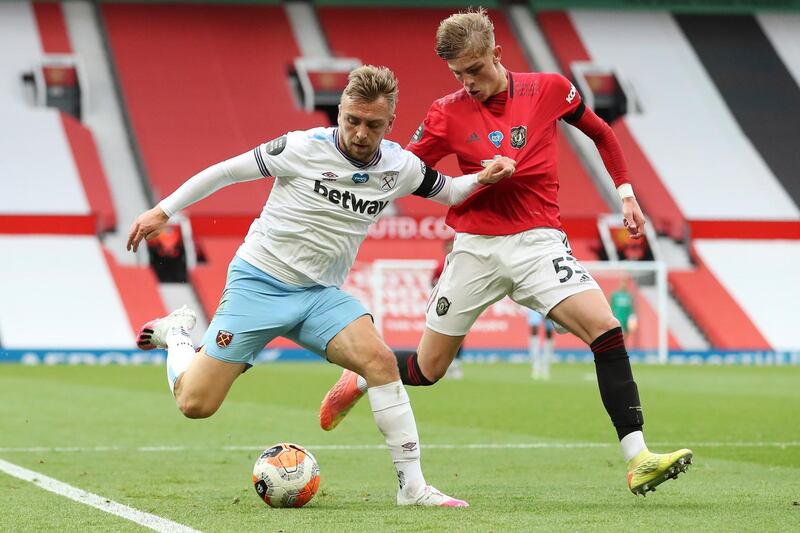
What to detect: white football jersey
<box><xmin>236</xmin><ymin>127</ymin><xmax>444</xmax><ymax>287</ymax></box>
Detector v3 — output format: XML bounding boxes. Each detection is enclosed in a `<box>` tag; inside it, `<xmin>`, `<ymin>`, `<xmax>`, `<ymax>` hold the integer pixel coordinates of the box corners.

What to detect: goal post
<box><xmin>370</xmin><ymin>259</ymin><xmax>669</xmax><ymax>363</ymax></box>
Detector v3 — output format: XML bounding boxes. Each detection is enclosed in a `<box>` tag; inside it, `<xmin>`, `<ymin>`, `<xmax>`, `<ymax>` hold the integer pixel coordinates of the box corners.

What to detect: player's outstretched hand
<box><xmin>478</xmin><ymin>156</ymin><xmax>516</xmax><ymax>184</ymax></box>
<box><xmin>127</xmin><ymin>206</ymin><xmax>169</xmax><ymax>252</ymax></box>
<box><xmin>622</xmin><ymin>197</ymin><xmax>646</xmax><ymax>239</ymax></box>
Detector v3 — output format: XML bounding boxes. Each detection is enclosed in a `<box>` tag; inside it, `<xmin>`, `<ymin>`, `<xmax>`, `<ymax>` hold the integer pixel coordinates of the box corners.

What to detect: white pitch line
<box><xmin>1</xmin><ymin>441</ymin><xmax>799</xmax><ymax>454</ymax></box>
<box><xmin>0</xmin><ymin>458</ymin><xmax>201</xmax><ymax>533</ymax></box>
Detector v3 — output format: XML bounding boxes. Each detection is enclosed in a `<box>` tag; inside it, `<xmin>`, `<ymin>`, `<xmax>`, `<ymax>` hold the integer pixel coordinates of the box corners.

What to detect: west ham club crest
<box><xmin>216</xmin><ymin>330</ymin><xmax>234</xmax><ymax>348</ymax></box>
<box><xmin>380</xmin><ymin>171</ymin><xmax>398</xmax><ymax>191</ymax></box>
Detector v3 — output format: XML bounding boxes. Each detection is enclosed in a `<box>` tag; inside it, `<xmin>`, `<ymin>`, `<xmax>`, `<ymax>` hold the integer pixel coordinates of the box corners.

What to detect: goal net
<box><xmin>370</xmin><ymin>259</ymin><xmax>668</xmax><ymax>363</ymax></box>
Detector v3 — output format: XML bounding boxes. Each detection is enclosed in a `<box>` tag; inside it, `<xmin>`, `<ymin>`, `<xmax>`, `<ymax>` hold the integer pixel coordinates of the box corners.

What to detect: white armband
<box><xmin>617</xmin><ymin>183</ymin><xmax>635</xmax><ymax>201</ymax></box>
<box><xmin>158</xmin><ymin>151</ymin><xmax>265</xmax><ymax>216</ymax></box>
<box><xmin>427</xmin><ymin>173</ymin><xmax>480</xmax><ymax>206</ymax></box>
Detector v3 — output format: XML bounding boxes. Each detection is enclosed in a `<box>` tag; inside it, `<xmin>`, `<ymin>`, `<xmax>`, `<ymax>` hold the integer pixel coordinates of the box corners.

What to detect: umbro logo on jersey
<box><xmin>314</xmin><ymin>181</ymin><xmax>389</xmax><ymax>216</ymax></box>
<box><xmin>321</xmin><ymin>171</ymin><xmax>339</xmax><ymax>181</ymax></box>
<box><xmin>466</xmin><ymin>132</ymin><xmax>479</xmax><ymax>143</ymax></box>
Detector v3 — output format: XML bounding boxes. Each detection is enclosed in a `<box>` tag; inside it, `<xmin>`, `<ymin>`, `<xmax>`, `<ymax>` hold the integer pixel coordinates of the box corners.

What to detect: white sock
<box><xmin>621</xmin><ymin>430</ymin><xmax>647</xmax><ymax>462</ymax></box>
<box><xmin>367</xmin><ymin>381</ymin><xmax>426</xmax><ymax>498</ymax></box>
<box><xmin>530</xmin><ymin>336</ymin><xmax>540</xmax><ymax>376</ymax></box>
<box><xmin>356</xmin><ymin>374</ymin><xmax>368</xmax><ymax>393</ymax></box>
<box><xmin>544</xmin><ymin>337</ymin><xmax>553</xmax><ymax>377</ymax></box>
<box><xmin>166</xmin><ymin>326</ymin><xmax>195</xmax><ymax>394</ymax></box>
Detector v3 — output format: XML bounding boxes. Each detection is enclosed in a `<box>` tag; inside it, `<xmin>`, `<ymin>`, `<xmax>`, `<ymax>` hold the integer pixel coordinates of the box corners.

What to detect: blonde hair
<box><xmin>435</xmin><ymin>7</ymin><xmax>495</xmax><ymax>60</ymax></box>
<box><xmin>342</xmin><ymin>65</ymin><xmax>398</xmax><ymax>113</ymax></box>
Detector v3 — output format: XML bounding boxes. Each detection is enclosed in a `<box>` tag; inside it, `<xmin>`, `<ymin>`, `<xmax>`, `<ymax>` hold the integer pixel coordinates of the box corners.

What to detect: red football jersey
<box><xmin>408</xmin><ymin>72</ymin><xmax>583</xmax><ymax>235</ymax></box>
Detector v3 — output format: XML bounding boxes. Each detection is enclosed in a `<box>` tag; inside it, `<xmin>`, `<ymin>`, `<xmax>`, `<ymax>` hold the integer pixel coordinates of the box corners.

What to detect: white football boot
<box><xmin>136</xmin><ymin>305</ymin><xmax>197</xmax><ymax>350</ymax></box>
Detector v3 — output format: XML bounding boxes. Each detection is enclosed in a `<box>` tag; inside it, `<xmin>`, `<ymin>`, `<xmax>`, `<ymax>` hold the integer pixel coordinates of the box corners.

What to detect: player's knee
<box><xmin>360</xmin><ymin>346</ymin><xmax>400</xmax><ymax>384</ymax></box>
<box><xmin>176</xmin><ymin>393</ymin><xmax>219</xmax><ymax>419</ymax></box>
<box><xmin>595</xmin><ymin>316</ymin><xmax>622</xmax><ymax>339</ymax></box>
<box><xmin>419</xmin><ymin>354</ymin><xmax>449</xmax><ymax>383</ymax></box>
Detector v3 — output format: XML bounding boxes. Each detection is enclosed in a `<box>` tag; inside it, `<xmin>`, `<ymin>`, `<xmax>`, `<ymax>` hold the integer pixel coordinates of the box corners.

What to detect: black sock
<box><xmin>591</xmin><ymin>327</ymin><xmax>643</xmax><ymax>440</ymax></box>
<box><xmin>394</xmin><ymin>350</ymin><xmax>435</xmax><ymax>386</ymax></box>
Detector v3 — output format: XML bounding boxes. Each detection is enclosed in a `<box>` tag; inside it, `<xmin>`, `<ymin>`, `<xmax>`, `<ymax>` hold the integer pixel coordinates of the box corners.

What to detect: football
<box><xmin>252</xmin><ymin>443</ymin><xmax>320</xmax><ymax>508</ymax></box>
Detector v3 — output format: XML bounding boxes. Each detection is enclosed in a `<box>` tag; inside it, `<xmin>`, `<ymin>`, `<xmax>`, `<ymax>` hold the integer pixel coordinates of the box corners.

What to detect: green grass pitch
<box><xmin>1</xmin><ymin>363</ymin><xmax>798</xmax><ymax>532</ymax></box>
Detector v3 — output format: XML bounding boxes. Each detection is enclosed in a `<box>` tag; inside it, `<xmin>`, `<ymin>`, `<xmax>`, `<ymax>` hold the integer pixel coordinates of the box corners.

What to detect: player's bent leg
<box><xmin>547</xmin><ymin>289</ymin><xmax>619</xmax><ymax>345</ymax></box>
<box><xmin>320</xmin><ymin>315</ymin><xmax>394</xmax><ymax>431</ymax></box>
<box><xmin>325</xmin><ymin>315</ymin><xmax>399</xmax><ymax>386</ymax></box>
<box><xmin>414</xmin><ymin>327</ymin><xmax>466</xmax><ymax>383</ymax></box>
<box><xmin>324</xmin><ymin>316</ymin><xmax>466</xmax><ymax>507</ymax></box>
<box><xmin>321</xmin><ymin>316</ymin><xmax>400</xmax><ymax>433</ymax></box>
<box><xmin>173</xmin><ymin>346</ymin><xmax>247</xmax><ymax>419</ymax></box>
<box><xmin>319</xmin><ymin>326</ymin><xmax>464</xmax><ymax>431</ymax></box>
<box><xmin>549</xmin><ymin>289</ymin><xmax>694</xmax><ymax>493</ymax></box>
<box><xmin>549</xmin><ymin>289</ymin><xmax>643</xmax><ymax>438</ymax></box>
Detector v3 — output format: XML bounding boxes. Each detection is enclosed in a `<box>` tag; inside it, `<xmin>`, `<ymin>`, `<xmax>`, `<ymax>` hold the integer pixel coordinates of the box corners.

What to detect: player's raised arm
<box><xmin>126</xmin><ymin>150</ymin><xmax>265</xmax><ymax>252</ymax></box>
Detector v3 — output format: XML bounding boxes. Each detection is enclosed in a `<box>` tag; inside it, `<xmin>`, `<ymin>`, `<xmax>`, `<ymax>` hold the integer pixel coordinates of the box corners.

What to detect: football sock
<box><xmin>591</xmin><ymin>327</ymin><xmax>644</xmax><ymax>441</ymax></box>
<box><xmin>166</xmin><ymin>326</ymin><xmax>195</xmax><ymax>395</ymax></box>
<box><xmin>621</xmin><ymin>430</ymin><xmax>647</xmax><ymax>462</ymax></box>
<box><xmin>530</xmin><ymin>335</ymin><xmax>541</xmax><ymax>375</ymax></box>
<box><xmin>367</xmin><ymin>381</ymin><xmax>426</xmax><ymax>498</ymax></box>
<box><xmin>395</xmin><ymin>350</ymin><xmax>435</xmax><ymax>386</ymax></box>
<box><xmin>542</xmin><ymin>336</ymin><xmax>553</xmax><ymax>379</ymax></box>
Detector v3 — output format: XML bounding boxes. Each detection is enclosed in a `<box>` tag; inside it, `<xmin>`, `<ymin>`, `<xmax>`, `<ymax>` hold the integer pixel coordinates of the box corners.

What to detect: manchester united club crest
<box><xmin>216</xmin><ymin>330</ymin><xmax>234</xmax><ymax>348</ymax></box>
<box><xmin>380</xmin><ymin>171</ymin><xmax>398</xmax><ymax>191</ymax></box>
<box><xmin>436</xmin><ymin>297</ymin><xmax>451</xmax><ymax>317</ymax></box>
<box><xmin>510</xmin><ymin>125</ymin><xmax>527</xmax><ymax>149</ymax></box>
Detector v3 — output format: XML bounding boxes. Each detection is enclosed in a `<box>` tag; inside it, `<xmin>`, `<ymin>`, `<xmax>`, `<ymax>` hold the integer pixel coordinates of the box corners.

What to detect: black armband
<box><xmin>562</xmin><ymin>101</ymin><xmax>586</xmax><ymax>125</ymax></box>
<box><xmin>411</xmin><ymin>163</ymin><xmax>441</xmax><ymax>198</ymax></box>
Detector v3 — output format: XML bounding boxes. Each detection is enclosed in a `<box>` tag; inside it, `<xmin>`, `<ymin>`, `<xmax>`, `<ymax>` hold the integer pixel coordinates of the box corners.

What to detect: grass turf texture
<box><xmin>1</xmin><ymin>363</ymin><xmax>798</xmax><ymax>532</ymax></box>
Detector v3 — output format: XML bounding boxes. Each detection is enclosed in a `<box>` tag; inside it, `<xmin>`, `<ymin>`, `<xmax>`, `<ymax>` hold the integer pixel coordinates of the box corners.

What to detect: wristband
<box><xmin>617</xmin><ymin>183</ymin><xmax>635</xmax><ymax>200</ymax></box>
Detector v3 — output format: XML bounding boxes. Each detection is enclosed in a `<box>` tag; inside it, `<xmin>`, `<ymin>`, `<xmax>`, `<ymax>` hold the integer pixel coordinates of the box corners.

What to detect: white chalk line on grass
<box><xmin>1</xmin><ymin>441</ymin><xmax>799</xmax><ymax>454</ymax></box>
<box><xmin>0</xmin><ymin>459</ymin><xmax>200</xmax><ymax>533</ymax></box>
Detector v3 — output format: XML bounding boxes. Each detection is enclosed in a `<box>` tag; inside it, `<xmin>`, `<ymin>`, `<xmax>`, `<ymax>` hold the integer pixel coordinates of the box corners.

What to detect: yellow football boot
<box><xmin>627</xmin><ymin>448</ymin><xmax>693</xmax><ymax>495</ymax></box>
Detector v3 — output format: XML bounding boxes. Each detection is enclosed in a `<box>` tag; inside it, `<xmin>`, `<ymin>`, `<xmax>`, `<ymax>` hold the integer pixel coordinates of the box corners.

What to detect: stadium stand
<box><xmin>760</xmin><ymin>13</ymin><xmax>800</xmax><ymax>88</ymax></box>
<box><xmin>669</xmin><ymin>259</ymin><xmax>770</xmax><ymax>350</ymax></box>
<box><xmin>0</xmin><ymin>2</ymin><xmax>163</xmax><ymax>349</ymax></box>
<box><xmin>102</xmin><ymin>3</ymin><xmax>327</xmax><ymax>227</ymax></box>
<box><xmin>561</xmin><ymin>10</ymin><xmax>799</xmax><ymax>222</ymax></box>
<box><xmin>692</xmin><ymin>240</ymin><xmax>800</xmax><ymax>351</ymax></box>
<box><xmin>0</xmin><ymin>235</ymin><xmax>134</xmax><ymax>348</ymax></box>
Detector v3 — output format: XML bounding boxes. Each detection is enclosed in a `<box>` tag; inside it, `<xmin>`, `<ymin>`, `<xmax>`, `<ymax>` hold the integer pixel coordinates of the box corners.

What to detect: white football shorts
<box><xmin>425</xmin><ymin>228</ymin><xmax>600</xmax><ymax>336</ymax></box>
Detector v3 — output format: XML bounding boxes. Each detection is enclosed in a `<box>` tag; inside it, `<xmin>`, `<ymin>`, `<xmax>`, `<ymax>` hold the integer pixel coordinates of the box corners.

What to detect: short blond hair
<box><xmin>435</xmin><ymin>7</ymin><xmax>495</xmax><ymax>60</ymax></box>
<box><xmin>343</xmin><ymin>65</ymin><xmax>398</xmax><ymax>113</ymax></box>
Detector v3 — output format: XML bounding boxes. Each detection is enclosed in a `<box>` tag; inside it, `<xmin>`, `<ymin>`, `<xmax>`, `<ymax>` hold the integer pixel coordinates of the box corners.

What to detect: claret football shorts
<box><xmin>425</xmin><ymin>228</ymin><xmax>600</xmax><ymax>336</ymax></box>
